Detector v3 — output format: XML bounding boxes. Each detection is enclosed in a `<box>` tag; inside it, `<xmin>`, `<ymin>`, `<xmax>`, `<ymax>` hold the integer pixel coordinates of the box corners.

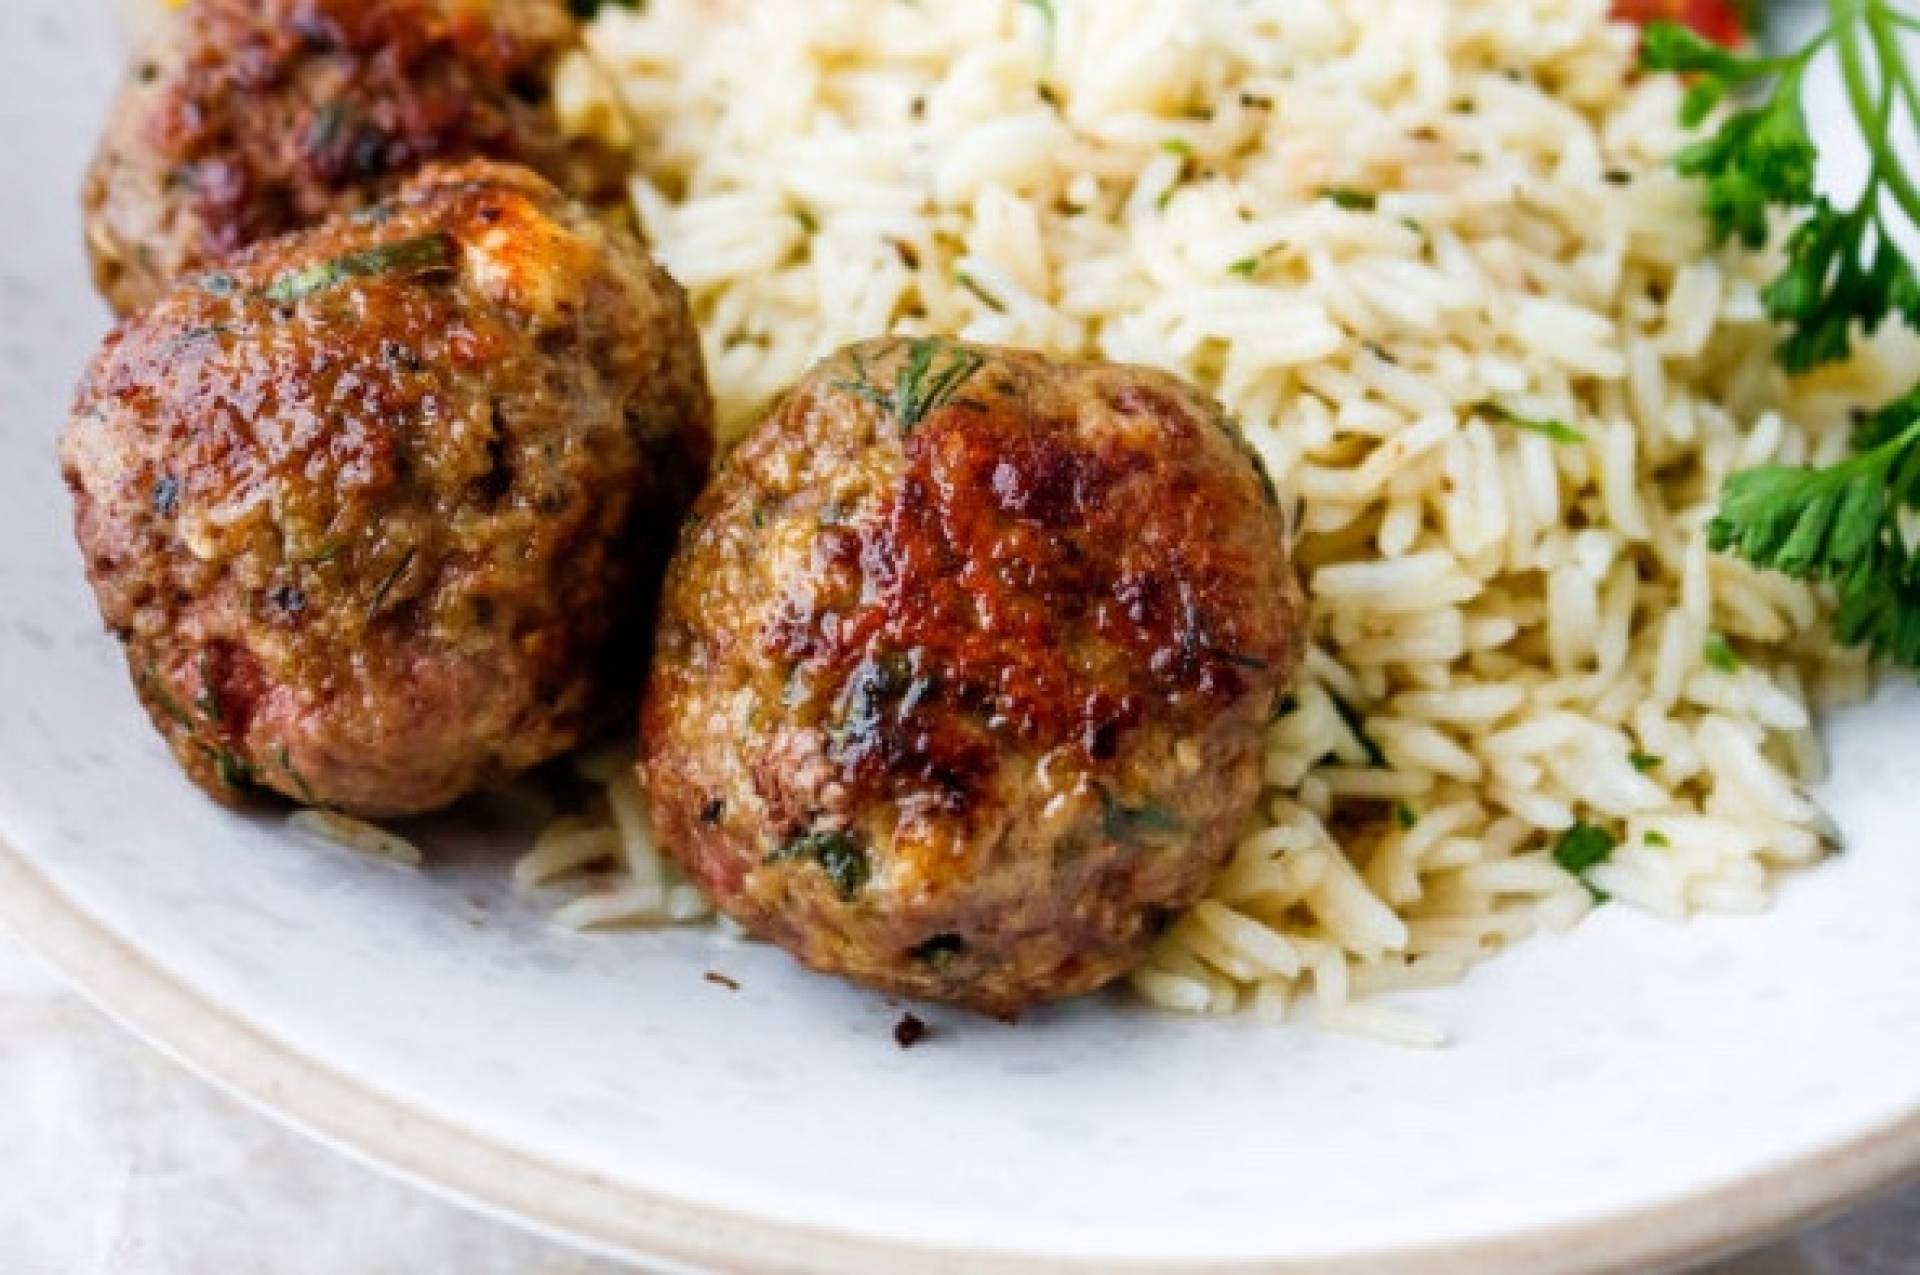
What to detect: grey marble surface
<box><xmin>0</xmin><ymin>929</ymin><xmax>1911</xmax><ymax>1275</ymax></box>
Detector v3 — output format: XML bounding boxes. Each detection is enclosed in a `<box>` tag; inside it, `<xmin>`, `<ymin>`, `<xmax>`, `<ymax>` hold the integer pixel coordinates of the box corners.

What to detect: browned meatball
<box><xmin>85</xmin><ymin>0</ymin><xmax>627</xmax><ymax>315</ymax></box>
<box><xmin>62</xmin><ymin>161</ymin><xmax>712</xmax><ymax>818</ymax></box>
<box><xmin>640</xmin><ymin>339</ymin><xmax>1306</xmax><ymax>1016</ymax></box>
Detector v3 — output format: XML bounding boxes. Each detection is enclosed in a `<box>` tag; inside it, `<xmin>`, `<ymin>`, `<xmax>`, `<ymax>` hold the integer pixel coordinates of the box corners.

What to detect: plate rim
<box><xmin>3</xmin><ymin>831</ymin><xmax>1917</xmax><ymax>1275</ymax></box>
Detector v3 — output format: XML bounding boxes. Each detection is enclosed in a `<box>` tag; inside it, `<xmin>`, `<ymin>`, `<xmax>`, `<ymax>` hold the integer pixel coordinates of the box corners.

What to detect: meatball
<box><xmin>640</xmin><ymin>339</ymin><xmax>1306</xmax><ymax>1016</ymax></box>
<box><xmin>62</xmin><ymin>160</ymin><xmax>712</xmax><ymax>818</ymax></box>
<box><xmin>85</xmin><ymin>0</ymin><xmax>627</xmax><ymax>315</ymax></box>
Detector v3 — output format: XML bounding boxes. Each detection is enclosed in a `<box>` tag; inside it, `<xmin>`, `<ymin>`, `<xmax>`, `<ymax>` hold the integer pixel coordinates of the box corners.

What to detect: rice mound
<box><xmin>533</xmin><ymin>0</ymin><xmax>1905</xmax><ymax>1042</ymax></box>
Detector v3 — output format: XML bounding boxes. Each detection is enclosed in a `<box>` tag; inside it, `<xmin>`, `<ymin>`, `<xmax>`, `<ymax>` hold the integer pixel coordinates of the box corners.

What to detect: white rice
<box><xmin>515</xmin><ymin>748</ymin><xmax>714</xmax><ymax>932</ymax></box>
<box><xmin>287</xmin><ymin>810</ymin><xmax>423</xmax><ymax>869</ymax></box>
<box><xmin>526</xmin><ymin>0</ymin><xmax>1910</xmax><ymax>1040</ymax></box>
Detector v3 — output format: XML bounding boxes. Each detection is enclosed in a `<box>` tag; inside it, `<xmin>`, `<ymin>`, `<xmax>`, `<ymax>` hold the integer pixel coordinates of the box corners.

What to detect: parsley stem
<box><xmin>1839</xmin><ymin>413</ymin><xmax>1920</xmax><ymax>499</ymax></box>
<box><xmin>1868</xmin><ymin>6</ymin><xmax>1920</xmax><ymax>179</ymax></box>
<box><xmin>1759</xmin><ymin>43</ymin><xmax>1830</xmax><ymax>76</ymax></box>
<box><xmin>1834</xmin><ymin>0</ymin><xmax>1920</xmax><ymax>229</ymax></box>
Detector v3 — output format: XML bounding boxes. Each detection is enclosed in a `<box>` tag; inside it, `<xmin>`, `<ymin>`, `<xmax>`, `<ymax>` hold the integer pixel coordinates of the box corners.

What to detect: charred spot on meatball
<box><xmin>640</xmin><ymin>339</ymin><xmax>1307</xmax><ymax>1017</ymax></box>
<box><xmin>62</xmin><ymin>160</ymin><xmax>712</xmax><ymax>818</ymax></box>
<box><xmin>84</xmin><ymin>0</ymin><xmax>629</xmax><ymax>315</ymax></box>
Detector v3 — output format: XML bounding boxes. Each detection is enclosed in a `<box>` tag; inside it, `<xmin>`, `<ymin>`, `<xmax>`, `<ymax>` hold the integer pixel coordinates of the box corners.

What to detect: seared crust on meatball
<box><xmin>63</xmin><ymin>161</ymin><xmax>712</xmax><ymax>818</ymax></box>
<box><xmin>640</xmin><ymin>339</ymin><xmax>1306</xmax><ymax>1016</ymax></box>
<box><xmin>85</xmin><ymin>0</ymin><xmax>626</xmax><ymax>315</ymax></box>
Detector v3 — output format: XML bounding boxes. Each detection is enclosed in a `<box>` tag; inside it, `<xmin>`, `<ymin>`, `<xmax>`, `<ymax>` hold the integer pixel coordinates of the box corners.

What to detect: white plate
<box><xmin>2</xmin><ymin>3</ymin><xmax>1917</xmax><ymax>1272</ymax></box>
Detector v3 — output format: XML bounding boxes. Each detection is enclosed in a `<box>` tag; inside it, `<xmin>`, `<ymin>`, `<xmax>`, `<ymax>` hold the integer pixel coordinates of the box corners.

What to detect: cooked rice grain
<box><xmin>288</xmin><ymin>810</ymin><xmax>423</xmax><ymax>869</ymax></box>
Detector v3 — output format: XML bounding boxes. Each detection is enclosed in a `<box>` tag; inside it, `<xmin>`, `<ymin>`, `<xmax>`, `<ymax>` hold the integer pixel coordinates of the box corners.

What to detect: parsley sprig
<box><xmin>1648</xmin><ymin>4</ymin><xmax>1920</xmax><ymax>665</ymax></box>
<box><xmin>1643</xmin><ymin>8</ymin><xmax>1920</xmax><ymax>370</ymax></box>
<box><xmin>1710</xmin><ymin>390</ymin><xmax>1920</xmax><ymax>662</ymax></box>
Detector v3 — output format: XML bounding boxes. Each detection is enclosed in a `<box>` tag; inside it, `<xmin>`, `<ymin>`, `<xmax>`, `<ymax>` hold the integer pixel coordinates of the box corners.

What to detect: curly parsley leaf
<box><xmin>1766</xmin><ymin>197</ymin><xmax>1920</xmax><ymax>371</ymax></box>
<box><xmin>1708</xmin><ymin>397</ymin><xmax>1920</xmax><ymax>665</ymax></box>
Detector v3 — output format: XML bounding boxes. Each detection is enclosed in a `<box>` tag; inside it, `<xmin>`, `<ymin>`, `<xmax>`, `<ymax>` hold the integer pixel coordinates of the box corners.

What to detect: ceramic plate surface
<box><xmin>1</xmin><ymin>2</ymin><xmax>1917</xmax><ymax>1272</ymax></box>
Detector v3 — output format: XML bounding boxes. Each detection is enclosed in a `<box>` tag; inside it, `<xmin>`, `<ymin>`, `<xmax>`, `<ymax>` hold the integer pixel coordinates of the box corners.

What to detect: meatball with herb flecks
<box><xmin>62</xmin><ymin>160</ymin><xmax>711</xmax><ymax>818</ymax></box>
<box><xmin>85</xmin><ymin>0</ymin><xmax>627</xmax><ymax>315</ymax></box>
<box><xmin>639</xmin><ymin>339</ymin><xmax>1306</xmax><ymax>1017</ymax></box>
